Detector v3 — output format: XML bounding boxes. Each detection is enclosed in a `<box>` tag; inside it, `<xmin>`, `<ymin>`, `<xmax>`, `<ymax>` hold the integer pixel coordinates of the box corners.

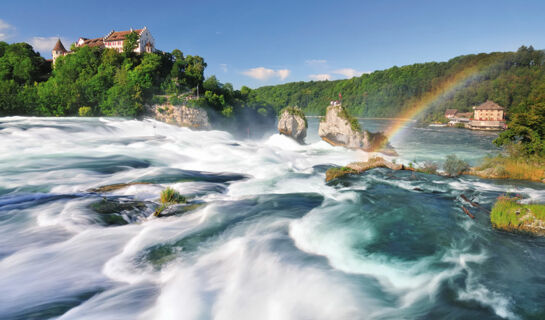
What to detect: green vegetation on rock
<box><xmin>338</xmin><ymin>106</ymin><xmax>361</xmax><ymax>131</ymax></box>
<box><xmin>160</xmin><ymin>187</ymin><xmax>186</xmax><ymax>205</ymax></box>
<box><xmin>325</xmin><ymin>166</ymin><xmax>357</xmax><ymax>182</ymax></box>
<box><xmin>491</xmin><ymin>197</ymin><xmax>545</xmax><ymax>236</ymax></box>
<box><xmin>155</xmin><ymin>187</ymin><xmax>187</xmax><ymax>217</ymax></box>
<box><xmin>279</xmin><ymin>106</ymin><xmax>307</xmax><ymax>128</ymax></box>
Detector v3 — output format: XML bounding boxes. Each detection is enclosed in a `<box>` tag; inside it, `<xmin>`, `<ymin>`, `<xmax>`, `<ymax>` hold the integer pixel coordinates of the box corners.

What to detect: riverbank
<box><xmin>471</xmin><ymin>155</ymin><xmax>545</xmax><ymax>183</ymax></box>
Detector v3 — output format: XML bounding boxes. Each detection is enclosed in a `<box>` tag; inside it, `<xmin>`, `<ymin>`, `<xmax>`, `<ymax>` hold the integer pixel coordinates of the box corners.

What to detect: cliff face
<box><xmin>277</xmin><ymin>107</ymin><xmax>307</xmax><ymax>143</ymax></box>
<box><xmin>318</xmin><ymin>105</ymin><xmax>369</xmax><ymax>149</ymax></box>
<box><xmin>149</xmin><ymin>104</ymin><xmax>211</xmax><ymax>130</ymax></box>
<box><xmin>318</xmin><ymin>104</ymin><xmax>396</xmax><ymax>155</ymax></box>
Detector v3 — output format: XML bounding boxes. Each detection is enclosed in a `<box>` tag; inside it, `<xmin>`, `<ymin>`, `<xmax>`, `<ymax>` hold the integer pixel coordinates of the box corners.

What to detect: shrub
<box><xmin>443</xmin><ymin>154</ymin><xmax>470</xmax><ymax>177</ymax></box>
<box><xmin>221</xmin><ymin>106</ymin><xmax>233</xmax><ymax>117</ymax></box>
<box><xmin>151</xmin><ymin>95</ymin><xmax>167</xmax><ymax>105</ymax></box>
<box><xmin>419</xmin><ymin>161</ymin><xmax>438</xmax><ymax>174</ymax></box>
<box><xmin>78</xmin><ymin>106</ymin><xmax>92</xmax><ymax>117</ymax></box>
<box><xmin>160</xmin><ymin>187</ymin><xmax>186</xmax><ymax>205</ymax></box>
<box><xmin>169</xmin><ymin>95</ymin><xmax>184</xmax><ymax>106</ymax></box>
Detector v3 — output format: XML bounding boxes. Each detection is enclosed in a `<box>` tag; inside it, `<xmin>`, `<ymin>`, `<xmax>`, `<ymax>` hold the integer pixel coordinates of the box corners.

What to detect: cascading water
<box><xmin>1</xmin><ymin>116</ymin><xmax>544</xmax><ymax>320</ymax></box>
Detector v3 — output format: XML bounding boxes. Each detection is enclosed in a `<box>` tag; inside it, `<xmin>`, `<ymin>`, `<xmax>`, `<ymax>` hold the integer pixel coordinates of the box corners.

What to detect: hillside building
<box><xmin>468</xmin><ymin>100</ymin><xmax>506</xmax><ymax>130</ymax></box>
<box><xmin>52</xmin><ymin>27</ymin><xmax>155</xmax><ymax>63</ymax></box>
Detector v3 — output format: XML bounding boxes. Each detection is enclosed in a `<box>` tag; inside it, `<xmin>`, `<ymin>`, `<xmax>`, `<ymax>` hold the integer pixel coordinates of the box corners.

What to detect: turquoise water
<box><xmin>0</xmin><ymin>116</ymin><xmax>544</xmax><ymax>319</ymax></box>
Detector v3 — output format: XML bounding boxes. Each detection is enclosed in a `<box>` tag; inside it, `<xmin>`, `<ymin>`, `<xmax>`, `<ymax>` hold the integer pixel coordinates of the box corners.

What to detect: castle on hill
<box><xmin>52</xmin><ymin>27</ymin><xmax>155</xmax><ymax>63</ymax></box>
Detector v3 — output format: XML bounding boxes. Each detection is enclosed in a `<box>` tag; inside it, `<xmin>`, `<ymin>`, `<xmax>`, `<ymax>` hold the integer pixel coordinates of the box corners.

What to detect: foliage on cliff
<box><xmin>247</xmin><ymin>46</ymin><xmax>545</xmax><ymax>124</ymax></box>
<box><xmin>279</xmin><ymin>106</ymin><xmax>307</xmax><ymax>128</ymax></box>
<box><xmin>0</xmin><ymin>41</ymin><xmax>274</xmax><ymax>125</ymax></box>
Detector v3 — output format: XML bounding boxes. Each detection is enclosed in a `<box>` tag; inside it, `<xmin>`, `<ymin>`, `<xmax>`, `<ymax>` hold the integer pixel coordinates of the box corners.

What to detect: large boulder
<box><xmin>150</xmin><ymin>103</ymin><xmax>211</xmax><ymax>130</ymax></box>
<box><xmin>318</xmin><ymin>103</ymin><xmax>396</xmax><ymax>155</ymax></box>
<box><xmin>318</xmin><ymin>103</ymin><xmax>367</xmax><ymax>149</ymax></box>
<box><xmin>278</xmin><ymin>106</ymin><xmax>307</xmax><ymax>143</ymax></box>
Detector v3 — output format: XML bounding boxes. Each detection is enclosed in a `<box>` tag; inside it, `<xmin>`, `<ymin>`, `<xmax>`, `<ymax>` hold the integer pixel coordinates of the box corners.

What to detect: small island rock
<box><xmin>318</xmin><ymin>102</ymin><xmax>395</xmax><ymax>154</ymax></box>
<box><xmin>278</xmin><ymin>106</ymin><xmax>307</xmax><ymax>143</ymax></box>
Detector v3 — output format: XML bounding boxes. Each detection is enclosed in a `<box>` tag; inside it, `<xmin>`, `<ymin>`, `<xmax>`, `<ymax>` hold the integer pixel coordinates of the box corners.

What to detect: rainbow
<box><xmin>373</xmin><ymin>65</ymin><xmax>485</xmax><ymax>152</ymax></box>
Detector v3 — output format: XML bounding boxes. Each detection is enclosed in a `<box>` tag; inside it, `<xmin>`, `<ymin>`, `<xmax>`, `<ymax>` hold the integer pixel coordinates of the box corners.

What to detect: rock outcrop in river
<box><xmin>325</xmin><ymin>157</ymin><xmax>414</xmax><ymax>182</ymax></box>
<box><xmin>491</xmin><ymin>197</ymin><xmax>545</xmax><ymax>236</ymax></box>
<box><xmin>149</xmin><ymin>104</ymin><xmax>211</xmax><ymax>130</ymax></box>
<box><xmin>318</xmin><ymin>102</ymin><xmax>395</xmax><ymax>154</ymax></box>
<box><xmin>277</xmin><ymin>106</ymin><xmax>307</xmax><ymax>143</ymax></box>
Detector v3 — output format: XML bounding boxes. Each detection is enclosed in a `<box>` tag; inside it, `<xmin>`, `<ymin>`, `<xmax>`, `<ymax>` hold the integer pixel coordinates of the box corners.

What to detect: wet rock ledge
<box><xmin>325</xmin><ymin>157</ymin><xmax>415</xmax><ymax>182</ymax></box>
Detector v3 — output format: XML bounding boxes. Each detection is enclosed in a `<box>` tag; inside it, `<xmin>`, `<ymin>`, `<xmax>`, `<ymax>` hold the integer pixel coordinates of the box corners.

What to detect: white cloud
<box><xmin>242</xmin><ymin>67</ymin><xmax>291</xmax><ymax>81</ymax></box>
<box><xmin>220</xmin><ymin>63</ymin><xmax>228</xmax><ymax>72</ymax></box>
<box><xmin>309</xmin><ymin>74</ymin><xmax>331</xmax><ymax>81</ymax></box>
<box><xmin>305</xmin><ymin>59</ymin><xmax>327</xmax><ymax>65</ymax></box>
<box><xmin>29</xmin><ymin>36</ymin><xmax>67</xmax><ymax>52</ymax></box>
<box><xmin>0</xmin><ymin>19</ymin><xmax>15</xmax><ymax>40</ymax></box>
<box><xmin>332</xmin><ymin>68</ymin><xmax>366</xmax><ymax>78</ymax></box>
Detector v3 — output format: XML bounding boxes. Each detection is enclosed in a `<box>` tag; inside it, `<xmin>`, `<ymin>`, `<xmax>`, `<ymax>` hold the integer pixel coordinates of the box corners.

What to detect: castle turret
<box><xmin>52</xmin><ymin>39</ymin><xmax>67</xmax><ymax>64</ymax></box>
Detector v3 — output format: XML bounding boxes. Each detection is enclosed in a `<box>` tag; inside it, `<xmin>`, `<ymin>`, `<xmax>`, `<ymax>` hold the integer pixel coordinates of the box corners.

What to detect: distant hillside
<box><xmin>248</xmin><ymin>46</ymin><xmax>545</xmax><ymax>122</ymax></box>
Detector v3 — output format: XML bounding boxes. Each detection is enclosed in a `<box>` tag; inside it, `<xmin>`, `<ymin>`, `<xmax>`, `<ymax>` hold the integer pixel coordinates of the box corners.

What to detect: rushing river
<box><xmin>1</xmin><ymin>116</ymin><xmax>545</xmax><ymax>320</ymax></box>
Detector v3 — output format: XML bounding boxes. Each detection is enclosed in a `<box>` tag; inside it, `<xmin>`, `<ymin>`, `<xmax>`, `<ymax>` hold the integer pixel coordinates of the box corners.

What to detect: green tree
<box><xmin>123</xmin><ymin>31</ymin><xmax>140</xmax><ymax>53</ymax></box>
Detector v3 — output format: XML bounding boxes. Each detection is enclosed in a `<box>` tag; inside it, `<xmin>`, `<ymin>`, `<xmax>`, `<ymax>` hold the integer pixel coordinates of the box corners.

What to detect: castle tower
<box><xmin>52</xmin><ymin>39</ymin><xmax>67</xmax><ymax>64</ymax></box>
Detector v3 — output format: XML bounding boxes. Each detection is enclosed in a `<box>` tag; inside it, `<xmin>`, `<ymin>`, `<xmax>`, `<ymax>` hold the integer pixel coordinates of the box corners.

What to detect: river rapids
<box><xmin>1</xmin><ymin>117</ymin><xmax>544</xmax><ymax>320</ymax></box>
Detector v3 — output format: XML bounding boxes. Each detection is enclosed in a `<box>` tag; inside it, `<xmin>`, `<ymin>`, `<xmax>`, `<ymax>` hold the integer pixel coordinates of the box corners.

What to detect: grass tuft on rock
<box><xmin>155</xmin><ymin>187</ymin><xmax>187</xmax><ymax>217</ymax></box>
<box><xmin>160</xmin><ymin>187</ymin><xmax>186</xmax><ymax>204</ymax></box>
<box><xmin>325</xmin><ymin>166</ymin><xmax>358</xmax><ymax>182</ymax></box>
<box><xmin>491</xmin><ymin>197</ymin><xmax>545</xmax><ymax>235</ymax></box>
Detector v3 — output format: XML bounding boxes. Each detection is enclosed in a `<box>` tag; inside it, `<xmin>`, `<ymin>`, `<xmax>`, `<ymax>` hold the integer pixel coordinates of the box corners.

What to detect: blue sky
<box><xmin>1</xmin><ymin>0</ymin><xmax>544</xmax><ymax>89</ymax></box>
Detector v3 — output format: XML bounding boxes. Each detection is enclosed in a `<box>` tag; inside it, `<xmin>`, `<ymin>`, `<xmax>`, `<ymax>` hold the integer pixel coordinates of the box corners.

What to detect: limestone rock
<box><xmin>277</xmin><ymin>106</ymin><xmax>307</xmax><ymax>143</ymax></box>
<box><xmin>149</xmin><ymin>104</ymin><xmax>211</xmax><ymax>130</ymax></box>
<box><xmin>318</xmin><ymin>103</ymin><xmax>394</xmax><ymax>154</ymax></box>
<box><xmin>318</xmin><ymin>104</ymin><xmax>367</xmax><ymax>149</ymax></box>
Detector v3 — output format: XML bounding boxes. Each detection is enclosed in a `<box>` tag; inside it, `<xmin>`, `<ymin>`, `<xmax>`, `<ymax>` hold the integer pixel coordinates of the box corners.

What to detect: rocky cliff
<box><xmin>277</xmin><ymin>106</ymin><xmax>307</xmax><ymax>143</ymax></box>
<box><xmin>149</xmin><ymin>104</ymin><xmax>211</xmax><ymax>130</ymax></box>
<box><xmin>319</xmin><ymin>104</ymin><xmax>395</xmax><ymax>154</ymax></box>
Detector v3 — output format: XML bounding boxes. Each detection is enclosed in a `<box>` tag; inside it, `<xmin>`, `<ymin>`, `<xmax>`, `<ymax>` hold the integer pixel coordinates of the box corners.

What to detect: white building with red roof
<box><xmin>52</xmin><ymin>27</ymin><xmax>155</xmax><ymax>63</ymax></box>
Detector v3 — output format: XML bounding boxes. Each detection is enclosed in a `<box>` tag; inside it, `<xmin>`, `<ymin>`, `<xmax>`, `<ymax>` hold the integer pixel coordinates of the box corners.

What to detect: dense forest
<box><xmin>0</xmin><ymin>36</ymin><xmax>275</xmax><ymax>133</ymax></box>
<box><xmin>250</xmin><ymin>46</ymin><xmax>545</xmax><ymax>122</ymax></box>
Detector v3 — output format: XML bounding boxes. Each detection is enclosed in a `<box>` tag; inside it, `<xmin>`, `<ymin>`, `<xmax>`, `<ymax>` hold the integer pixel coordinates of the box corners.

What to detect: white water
<box><xmin>1</xmin><ymin>117</ymin><xmax>544</xmax><ymax>319</ymax></box>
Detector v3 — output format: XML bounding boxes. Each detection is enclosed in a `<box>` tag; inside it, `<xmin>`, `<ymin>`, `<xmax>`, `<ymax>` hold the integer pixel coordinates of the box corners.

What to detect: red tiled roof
<box><xmin>474</xmin><ymin>100</ymin><xmax>504</xmax><ymax>110</ymax></box>
<box><xmin>53</xmin><ymin>39</ymin><xmax>67</xmax><ymax>52</ymax></box>
<box><xmin>104</xmin><ymin>29</ymin><xmax>143</xmax><ymax>42</ymax></box>
<box><xmin>444</xmin><ymin>109</ymin><xmax>458</xmax><ymax>116</ymax></box>
<box><xmin>81</xmin><ymin>37</ymin><xmax>104</xmax><ymax>47</ymax></box>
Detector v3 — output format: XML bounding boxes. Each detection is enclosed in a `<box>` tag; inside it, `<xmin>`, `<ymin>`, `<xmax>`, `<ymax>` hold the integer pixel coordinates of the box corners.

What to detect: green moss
<box><xmin>325</xmin><ymin>166</ymin><xmax>357</xmax><ymax>182</ymax></box>
<box><xmin>279</xmin><ymin>106</ymin><xmax>308</xmax><ymax>128</ymax></box>
<box><xmin>338</xmin><ymin>106</ymin><xmax>361</xmax><ymax>132</ymax></box>
<box><xmin>491</xmin><ymin>197</ymin><xmax>545</xmax><ymax>231</ymax></box>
